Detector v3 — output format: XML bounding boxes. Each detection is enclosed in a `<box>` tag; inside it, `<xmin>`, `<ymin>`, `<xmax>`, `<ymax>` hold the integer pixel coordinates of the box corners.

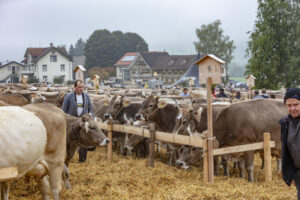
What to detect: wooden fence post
<box><xmin>206</xmin><ymin>77</ymin><xmax>214</xmax><ymax>183</ymax></box>
<box><xmin>148</xmin><ymin>123</ymin><xmax>155</xmax><ymax>167</ymax></box>
<box><xmin>264</xmin><ymin>132</ymin><xmax>272</xmax><ymax>182</ymax></box>
<box><xmin>107</xmin><ymin>120</ymin><xmax>113</xmax><ymax>162</ymax></box>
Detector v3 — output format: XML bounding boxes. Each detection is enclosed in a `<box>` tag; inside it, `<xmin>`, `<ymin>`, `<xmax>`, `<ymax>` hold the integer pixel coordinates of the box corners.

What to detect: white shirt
<box><xmin>76</xmin><ymin>94</ymin><xmax>83</xmax><ymax>116</ymax></box>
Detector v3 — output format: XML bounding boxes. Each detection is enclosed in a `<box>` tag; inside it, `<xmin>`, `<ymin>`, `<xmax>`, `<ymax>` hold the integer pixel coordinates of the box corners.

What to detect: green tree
<box><xmin>194</xmin><ymin>20</ymin><xmax>236</xmax><ymax>64</ymax></box>
<box><xmin>85</xmin><ymin>29</ymin><xmax>148</xmax><ymax>70</ymax></box>
<box><xmin>69</xmin><ymin>38</ymin><xmax>86</xmax><ymax>56</ymax></box>
<box><xmin>246</xmin><ymin>0</ymin><xmax>300</xmax><ymax>89</ymax></box>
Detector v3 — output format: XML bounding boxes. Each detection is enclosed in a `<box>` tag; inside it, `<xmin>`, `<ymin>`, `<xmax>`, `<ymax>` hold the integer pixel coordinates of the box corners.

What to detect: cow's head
<box><xmin>176</xmin><ymin>145</ymin><xmax>203</xmax><ymax>169</ymax></box>
<box><xmin>104</xmin><ymin>95</ymin><xmax>125</xmax><ymax>120</ymax></box>
<box><xmin>172</xmin><ymin>107</ymin><xmax>197</xmax><ymax>135</ymax></box>
<box><xmin>77</xmin><ymin>113</ymin><xmax>109</xmax><ymax>148</ymax></box>
<box><xmin>135</xmin><ymin>96</ymin><xmax>177</xmax><ymax>121</ymax></box>
<box><xmin>124</xmin><ymin>120</ymin><xmax>148</xmax><ymax>154</ymax></box>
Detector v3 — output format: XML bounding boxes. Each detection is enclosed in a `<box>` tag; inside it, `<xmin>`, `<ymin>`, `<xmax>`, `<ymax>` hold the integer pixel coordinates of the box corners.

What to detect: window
<box><xmin>50</xmin><ymin>55</ymin><xmax>57</xmax><ymax>62</ymax></box>
<box><xmin>8</xmin><ymin>66</ymin><xmax>11</xmax><ymax>71</ymax></box>
<box><xmin>42</xmin><ymin>65</ymin><xmax>47</xmax><ymax>72</ymax></box>
<box><xmin>60</xmin><ymin>64</ymin><xmax>65</xmax><ymax>71</ymax></box>
<box><xmin>43</xmin><ymin>76</ymin><xmax>48</xmax><ymax>82</ymax></box>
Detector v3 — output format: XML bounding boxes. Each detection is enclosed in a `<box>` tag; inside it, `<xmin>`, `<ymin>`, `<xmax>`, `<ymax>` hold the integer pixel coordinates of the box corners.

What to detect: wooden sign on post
<box><xmin>195</xmin><ymin>54</ymin><xmax>225</xmax><ymax>183</ymax></box>
<box><xmin>246</xmin><ymin>75</ymin><xmax>255</xmax><ymax>99</ymax></box>
<box><xmin>93</xmin><ymin>75</ymin><xmax>100</xmax><ymax>91</ymax></box>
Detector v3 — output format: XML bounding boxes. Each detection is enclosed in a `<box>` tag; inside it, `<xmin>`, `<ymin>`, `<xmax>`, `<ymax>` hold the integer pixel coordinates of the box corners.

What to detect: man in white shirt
<box><xmin>62</xmin><ymin>80</ymin><xmax>94</xmax><ymax>162</ymax></box>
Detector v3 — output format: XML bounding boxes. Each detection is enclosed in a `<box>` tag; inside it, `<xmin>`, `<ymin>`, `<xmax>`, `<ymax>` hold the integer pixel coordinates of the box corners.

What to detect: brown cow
<box><xmin>0</xmin><ymin>93</ymin><xmax>29</xmax><ymax>106</ymax></box>
<box><xmin>178</xmin><ymin>99</ymin><xmax>287</xmax><ymax>182</ymax></box>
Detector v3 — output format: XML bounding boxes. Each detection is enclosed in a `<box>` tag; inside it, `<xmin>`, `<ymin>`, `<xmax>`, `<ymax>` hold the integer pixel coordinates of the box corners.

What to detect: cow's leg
<box><xmin>64</xmin><ymin>164</ymin><xmax>71</xmax><ymax>190</ymax></box>
<box><xmin>222</xmin><ymin>157</ymin><xmax>229</xmax><ymax>177</ymax></box>
<box><xmin>244</xmin><ymin>151</ymin><xmax>255</xmax><ymax>182</ymax></box>
<box><xmin>1</xmin><ymin>182</ymin><xmax>10</xmax><ymax>200</ymax></box>
<box><xmin>277</xmin><ymin>158</ymin><xmax>282</xmax><ymax>171</ymax></box>
<box><xmin>233</xmin><ymin>162</ymin><xmax>238</xmax><ymax>169</ymax></box>
<box><xmin>213</xmin><ymin>156</ymin><xmax>219</xmax><ymax>176</ymax></box>
<box><xmin>48</xmin><ymin>165</ymin><xmax>64</xmax><ymax>200</ymax></box>
<box><xmin>238</xmin><ymin>159</ymin><xmax>245</xmax><ymax>178</ymax></box>
<box><xmin>260</xmin><ymin>151</ymin><xmax>264</xmax><ymax>170</ymax></box>
<box><xmin>38</xmin><ymin>175</ymin><xmax>51</xmax><ymax>200</ymax></box>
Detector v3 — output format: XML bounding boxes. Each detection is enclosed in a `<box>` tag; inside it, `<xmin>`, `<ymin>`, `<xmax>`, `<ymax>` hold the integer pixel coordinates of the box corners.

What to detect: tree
<box><xmin>194</xmin><ymin>20</ymin><xmax>236</xmax><ymax>64</ymax></box>
<box><xmin>246</xmin><ymin>0</ymin><xmax>300</xmax><ymax>89</ymax></box>
<box><xmin>85</xmin><ymin>29</ymin><xmax>149</xmax><ymax>70</ymax></box>
<box><xmin>69</xmin><ymin>38</ymin><xmax>86</xmax><ymax>56</ymax></box>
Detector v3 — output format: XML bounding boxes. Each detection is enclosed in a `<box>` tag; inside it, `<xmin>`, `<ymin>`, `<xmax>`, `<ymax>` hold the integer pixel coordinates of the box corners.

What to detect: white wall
<box><xmin>36</xmin><ymin>50</ymin><xmax>72</xmax><ymax>82</ymax></box>
<box><xmin>0</xmin><ymin>62</ymin><xmax>24</xmax><ymax>82</ymax></box>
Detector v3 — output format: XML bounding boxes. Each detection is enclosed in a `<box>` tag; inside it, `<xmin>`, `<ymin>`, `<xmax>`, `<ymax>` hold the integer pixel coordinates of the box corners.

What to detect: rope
<box><xmin>146</xmin><ymin>107</ymin><xmax>158</xmax><ymax>120</ymax></box>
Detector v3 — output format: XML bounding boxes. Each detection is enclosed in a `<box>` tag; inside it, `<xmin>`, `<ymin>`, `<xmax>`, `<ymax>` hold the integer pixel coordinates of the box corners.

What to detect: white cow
<box><xmin>0</xmin><ymin>106</ymin><xmax>47</xmax><ymax>200</ymax></box>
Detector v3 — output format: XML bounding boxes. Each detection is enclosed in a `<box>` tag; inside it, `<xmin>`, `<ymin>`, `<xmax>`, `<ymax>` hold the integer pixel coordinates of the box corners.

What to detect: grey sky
<box><xmin>0</xmin><ymin>0</ymin><xmax>257</xmax><ymax>65</ymax></box>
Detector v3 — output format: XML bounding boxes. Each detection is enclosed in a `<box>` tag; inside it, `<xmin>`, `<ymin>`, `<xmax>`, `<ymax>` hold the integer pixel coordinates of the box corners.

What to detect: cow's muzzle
<box><xmin>104</xmin><ymin>113</ymin><xmax>111</xmax><ymax>120</ymax></box>
<box><xmin>176</xmin><ymin>160</ymin><xmax>189</xmax><ymax>170</ymax></box>
<box><xmin>100</xmin><ymin>138</ymin><xmax>110</xmax><ymax>146</ymax></box>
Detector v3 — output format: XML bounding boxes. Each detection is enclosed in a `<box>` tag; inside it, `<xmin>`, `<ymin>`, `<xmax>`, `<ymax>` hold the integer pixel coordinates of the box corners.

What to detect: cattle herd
<box><xmin>0</xmin><ymin>83</ymin><xmax>287</xmax><ymax>199</ymax></box>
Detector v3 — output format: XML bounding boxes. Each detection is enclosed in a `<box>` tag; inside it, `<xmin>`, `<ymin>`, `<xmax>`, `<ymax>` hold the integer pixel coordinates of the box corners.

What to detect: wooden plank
<box><xmin>98</xmin><ymin>122</ymin><xmax>204</xmax><ymax>148</ymax></box>
<box><xmin>148</xmin><ymin>123</ymin><xmax>155</xmax><ymax>167</ymax></box>
<box><xmin>213</xmin><ymin>141</ymin><xmax>275</xmax><ymax>156</ymax></box>
<box><xmin>0</xmin><ymin>167</ymin><xmax>18</xmax><ymax>182</ymax></box>
<box><xmin>264</xmin><ymin>133</ymin><xmax>272</xmax><ymax>182</ymax></box>
<box><xmin>206</xmin><ymin>77</ymin><xmax>214</xmax><ymax>183</ymax></box>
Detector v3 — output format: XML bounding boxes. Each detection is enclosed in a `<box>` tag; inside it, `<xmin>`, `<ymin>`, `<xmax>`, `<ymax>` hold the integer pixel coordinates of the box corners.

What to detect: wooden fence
<box><xmin>98</xmin><ymin>121</ymin><xmax>275</xmax><ymax>182</ymax></box>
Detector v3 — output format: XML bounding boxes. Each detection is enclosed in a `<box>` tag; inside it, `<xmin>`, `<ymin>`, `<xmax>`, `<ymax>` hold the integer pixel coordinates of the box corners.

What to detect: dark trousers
<box><xmin>294</xmin><ymin>169</ymin><xmax>300</xmax><ymax>200</ymax></box>
<box><xmin>78</xmin><ymin>147</ymin><xmax>96</xmax><ymax>163</ymax></box>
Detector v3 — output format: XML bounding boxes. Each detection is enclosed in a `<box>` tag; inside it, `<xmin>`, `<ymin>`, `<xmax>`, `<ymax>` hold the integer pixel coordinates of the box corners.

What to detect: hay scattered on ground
<box><xmin>10</xmin><ymin>148</ymin><xmax>296</xmax><ymax>200</ymax></box>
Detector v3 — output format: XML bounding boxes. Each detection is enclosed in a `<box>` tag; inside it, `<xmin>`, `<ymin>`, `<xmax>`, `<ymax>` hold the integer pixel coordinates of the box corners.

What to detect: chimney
<box><xmin>50</xmin><ymin>43</ymin><xmax>53</xmax><ymax>47</ymax></box>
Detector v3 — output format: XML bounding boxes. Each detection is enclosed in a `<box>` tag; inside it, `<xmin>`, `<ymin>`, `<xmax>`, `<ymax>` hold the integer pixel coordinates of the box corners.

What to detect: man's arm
<box><xmin>86</xmin><ymin>94</ymin><xmax>94</xmax><ymax>116</ymax></box>
<box><xmin>62</xmin><ymin>93</ymin><xmax>70</xmax><ymax>113</ymax></box>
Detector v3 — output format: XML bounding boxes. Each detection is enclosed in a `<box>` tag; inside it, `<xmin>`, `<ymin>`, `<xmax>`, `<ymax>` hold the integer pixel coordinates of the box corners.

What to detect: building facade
<box><xmin>114</xmin><ymin>52</ymin><xmax>197</xmax><ymax>85</ymax></box>
<box><xmin>22</xmin><ymin>43</ymin><xmax>72</xmax><ymax>83</ymax></box>
<box><xmin>0</xmin><ymin>61</ymin><xmax>25</xmax><ymax>83</ymax></box>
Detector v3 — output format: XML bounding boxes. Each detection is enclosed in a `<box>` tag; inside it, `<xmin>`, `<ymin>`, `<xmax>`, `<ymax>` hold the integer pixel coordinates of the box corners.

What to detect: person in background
<box><xmin>180</xmin><ymin>88</ymin><xmax>190</xmax><ymax>97</ymax></box>
<box><xmin>280</xmin><ymin>88</ymin><xmax>300</xmax><ymax>199</ymax></box>
<box><xmin>217</xmin><ymin>88</ymin><xmax>228</xmax><ymax>98</ymax></box>
<box><xmin>253</xmin><ymin>90</ymin><xmax>263</xmax><ymax>99</ymax></box>
<box><xmin>62</xmin><ymin>79</ymin><xmax>94</xmax><ymax>163</ymax></box>
<box><xmin>261</xmin><ymin>89</ymin><xmax>269</xmax><ymax>98</ymax></box>
<box><xmin>270</xmin><ymin>93</ymin><xmax>276</xmax><ymax>99</ymax></box>
<box><xmin>235</xmin><ymin>91</ymin><xmax>241</xmax><ymax>99</ymax></box>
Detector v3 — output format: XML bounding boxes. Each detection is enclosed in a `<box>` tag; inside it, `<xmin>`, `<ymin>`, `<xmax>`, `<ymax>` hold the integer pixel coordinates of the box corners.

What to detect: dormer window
<box><xmin>50</xmin><ymin>55</ymin><xmax>57</xmax><ymax>62</ymax></box>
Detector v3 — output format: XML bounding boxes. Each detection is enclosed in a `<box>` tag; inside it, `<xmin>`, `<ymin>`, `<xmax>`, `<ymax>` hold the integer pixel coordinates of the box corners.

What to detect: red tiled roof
<box><xmin>26</xmin><ymin>48</ymin><xmax>48</xmax><ymax>57</ymax></box>
<box><xmin>114</xmin><ymin>52</ymin><xmax>137</xmax><ymax>67</ymax></box>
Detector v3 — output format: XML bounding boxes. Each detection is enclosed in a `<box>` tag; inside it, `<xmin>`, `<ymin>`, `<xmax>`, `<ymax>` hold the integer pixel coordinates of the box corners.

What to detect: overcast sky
<box><xmin>0</xmin><ymin>0</ymin><xmax>258</xmax><ymax>65</ymax></box>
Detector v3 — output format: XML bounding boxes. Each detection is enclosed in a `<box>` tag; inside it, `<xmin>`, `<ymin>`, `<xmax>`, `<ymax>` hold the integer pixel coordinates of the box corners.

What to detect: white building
<box><xmin>0</xmin><ymin>61</ymin><xmax>25</xmax><ymax>83</ymax></box>
<box><xmin>21</xmin><ymin>43</ymin><xmax>73</xmax><ymax>83</ymax></box>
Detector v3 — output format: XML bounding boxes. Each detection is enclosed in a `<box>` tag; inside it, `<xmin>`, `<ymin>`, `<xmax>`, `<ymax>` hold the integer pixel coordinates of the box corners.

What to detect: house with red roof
<box><xmin>21</xmin><ymin>43</ymin><xmax>72</xmax><ymax>83</ymax></box>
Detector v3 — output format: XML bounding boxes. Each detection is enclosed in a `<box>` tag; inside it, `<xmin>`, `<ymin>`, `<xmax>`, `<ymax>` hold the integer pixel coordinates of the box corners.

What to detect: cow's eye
<box><xmin>191</xmin><ymin>147</ymin><xmax>197</xmax><ymax>151</ymax></box>
<box><xmin>149</xmin><ymin>104</ymin><xmax>153</xmax><ymax>107</ymax></box>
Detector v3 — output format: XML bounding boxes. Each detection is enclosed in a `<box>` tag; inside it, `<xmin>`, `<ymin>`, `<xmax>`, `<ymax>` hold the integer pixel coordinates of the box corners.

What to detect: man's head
<box><xmin>183</xmin><ymin>88</ymin><xmax>188</xmax><ymax>94</ymax></box>
<box><xmin>284</xmin><ymin>88</ymin><xmax>300</xmax><ymax>118</ymax></box>
<box><xmin>74</xmin><ymin>80</ymin><xmax>84</xmax><ymax>95</ymax></box>
<box><xmin>219</xmin><ymin>88</ymin><xmax>224</xmax><ymax>93</ymax></box>
<box><xmin>254</xmin><ymin>90</ymin><xmax>259</xmax><ymax>96</ymax></box>
<box><xmin>262</xmin><ymin>89</ymin><xmax>267</xmax><ymax>94</ymax></box>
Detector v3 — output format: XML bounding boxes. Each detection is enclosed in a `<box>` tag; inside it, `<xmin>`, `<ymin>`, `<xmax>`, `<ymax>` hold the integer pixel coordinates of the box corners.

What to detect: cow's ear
<box><xmin>123</xmin><ymin>99</ymin><xmax>131</xmax><ymax>107</ymax></box>
<box><xmin>157</xmin><ymin>100</ymin><xmax>167</xmax><ymax>109</ymax></box>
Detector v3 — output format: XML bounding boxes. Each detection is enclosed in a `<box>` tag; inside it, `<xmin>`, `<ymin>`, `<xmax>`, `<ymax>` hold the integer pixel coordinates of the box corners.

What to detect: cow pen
<box><xmin>98</xmin><ymin>121</ymin><xmax>275</xmax><ymax>183</ymax></box>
